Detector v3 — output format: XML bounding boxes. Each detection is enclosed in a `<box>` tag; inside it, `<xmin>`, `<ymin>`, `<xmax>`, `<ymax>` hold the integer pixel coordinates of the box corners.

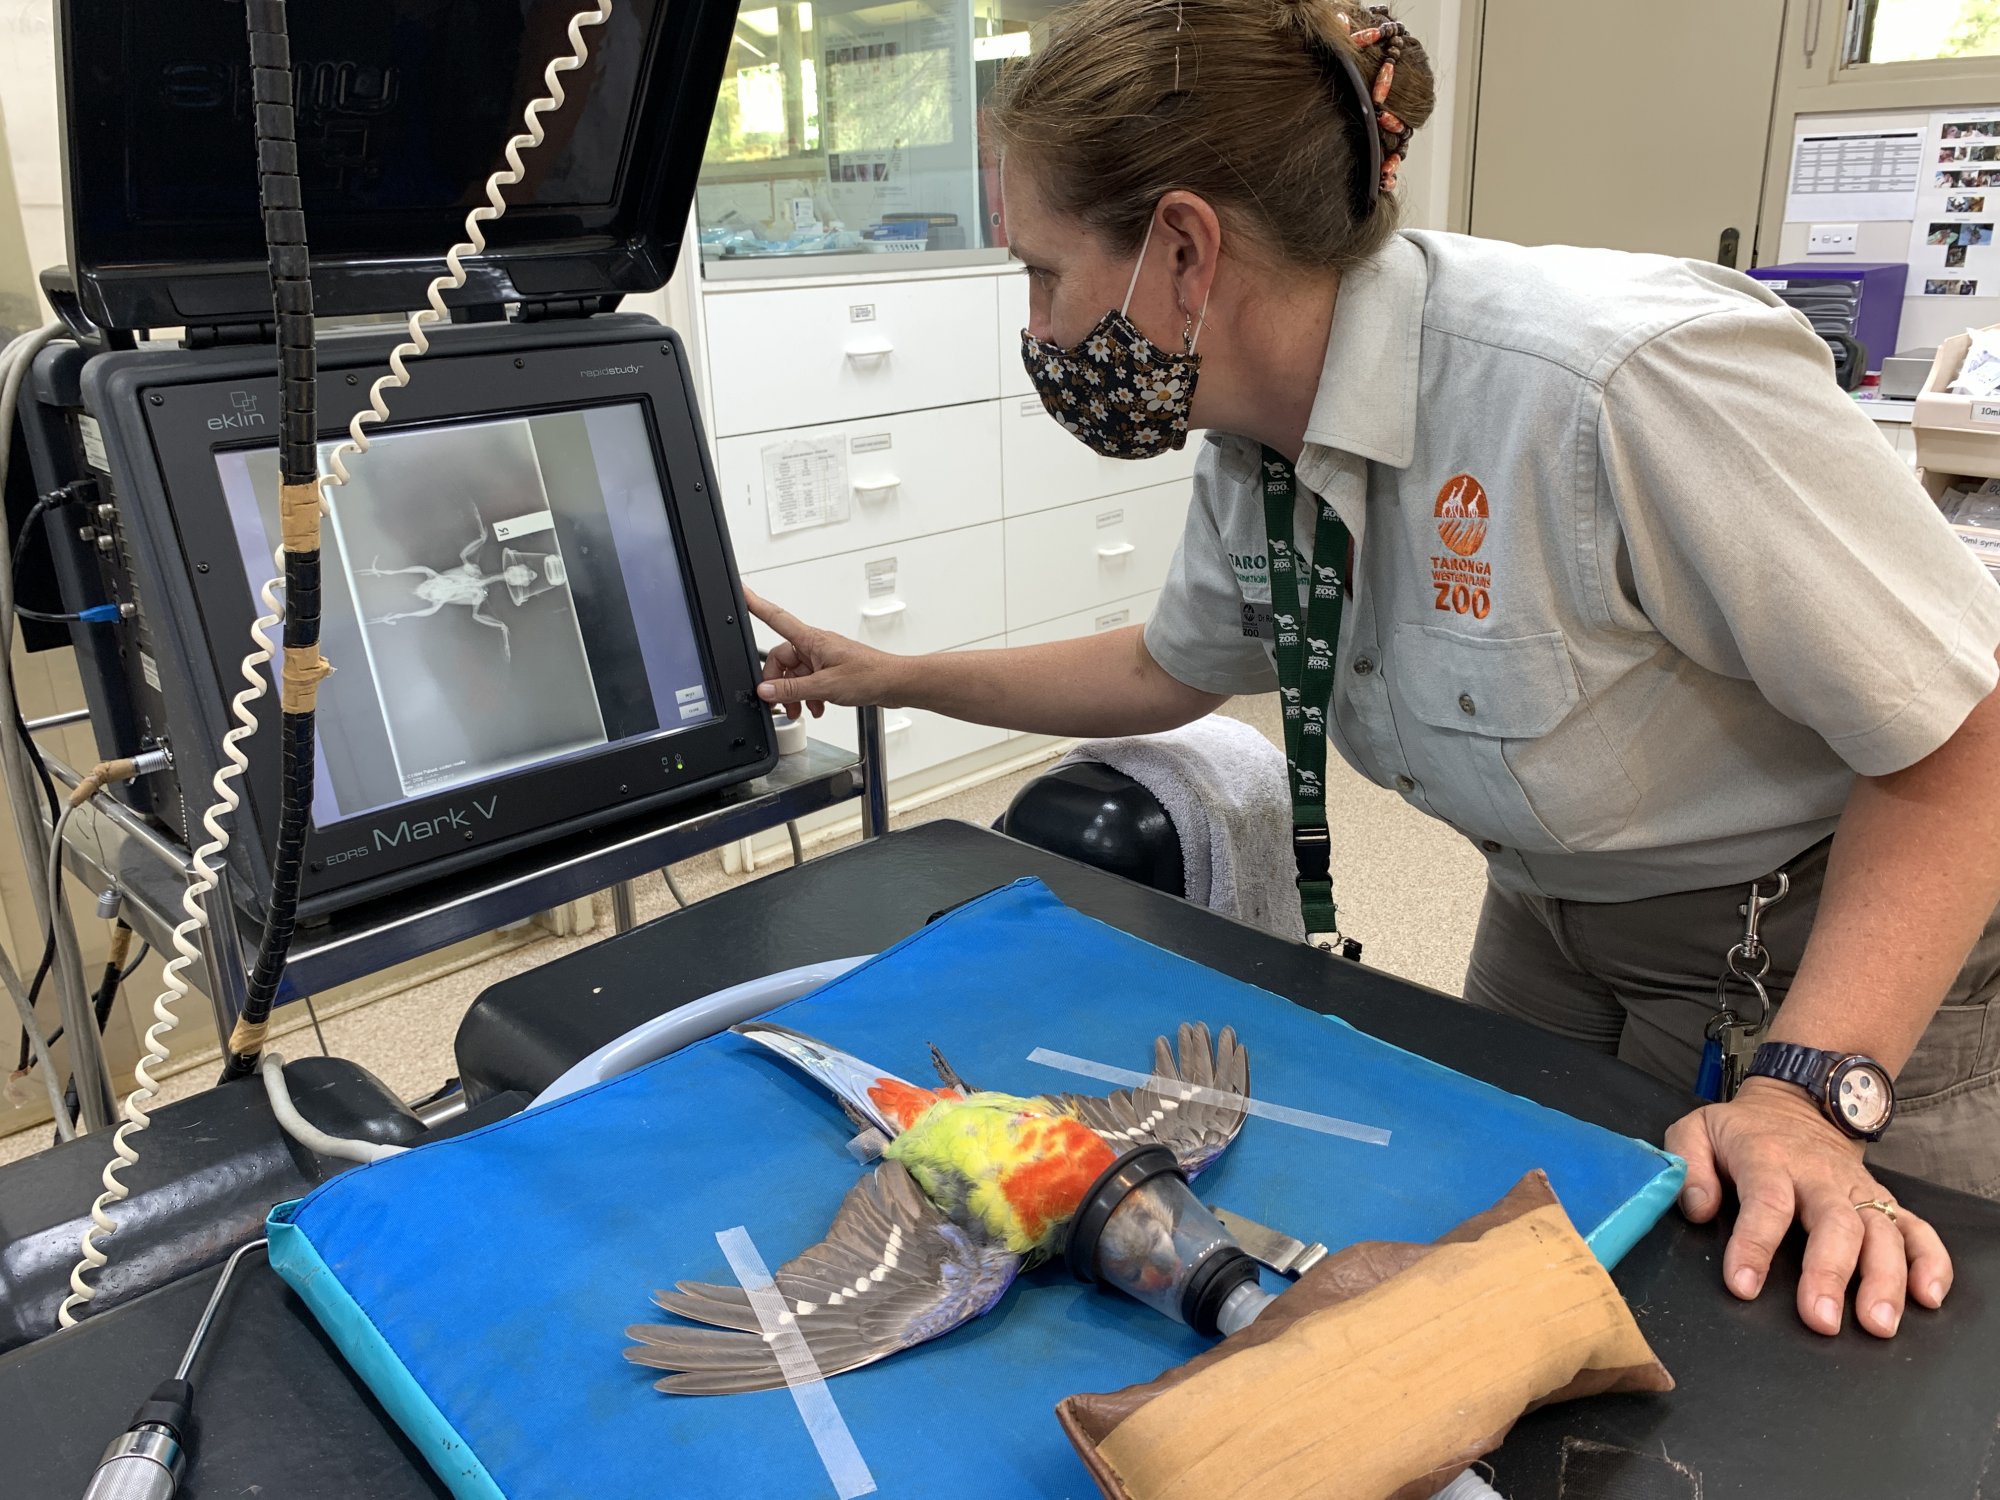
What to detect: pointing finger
<box><xmin>743</xmin><ymin>588</ymin><xmax>804</xmax><ymax>641</ymax></box>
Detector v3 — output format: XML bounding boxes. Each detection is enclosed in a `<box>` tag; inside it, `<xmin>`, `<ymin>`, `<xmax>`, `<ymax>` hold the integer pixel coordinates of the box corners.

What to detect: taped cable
<box><xmin>63</xmin><ymin>0</ymin><xmax>617</xmax><ymax>1315</ymax></box>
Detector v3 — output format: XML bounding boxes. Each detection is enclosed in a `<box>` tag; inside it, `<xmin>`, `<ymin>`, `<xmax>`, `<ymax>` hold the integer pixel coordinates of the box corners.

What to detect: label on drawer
<box><xmin>1095</xmin><ymin>508</ymin><xmax>1125</xmax><ymax>528</ymax></box>
<box><xmin>849</xmin><ymin>303</ymin><xmax>878</xmax><ymax>323</ymax></box>
<box><xmin>761</xmin><ymin>438</ymin><xmax>851</xmax><ymax>536</ymax></box>
<box><xmin>1973</xmin><ymin>402</ymin><xmax>2000</xmax><ymax>427</ymax></box>
<box><xmin>1094</xmin><ymin>608</ymin><xmax>1132</xmax><ymax>632</ymax></box>
<box><xmin>851</xmin><ymin>432</ymin><xmax>893</xmax><ymax>454</ymax></box>
<box><xmin>865</xmin><ymin>556</ymin><xmax>898</xmax><ymax>597</ymax></box>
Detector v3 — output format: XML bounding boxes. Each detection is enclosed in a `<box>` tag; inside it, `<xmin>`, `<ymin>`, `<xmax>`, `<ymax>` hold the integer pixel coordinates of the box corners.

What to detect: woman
<box><xmin>747</xmin><ymin>0</ymin><xmax>2000</xmax><ymax>1341</ymax></box>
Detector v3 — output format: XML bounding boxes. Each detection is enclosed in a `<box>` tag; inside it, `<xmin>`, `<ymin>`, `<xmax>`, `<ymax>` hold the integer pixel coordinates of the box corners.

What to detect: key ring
<box><xmin>1713</xmin><ymin>968</ymin><xmax>1773</xmax><ymax>1033</ymax></box>
<box><xmin>1725</xmin><ymin>940</ymin><xmax>1772</xmax><ymax>984</ymax></box>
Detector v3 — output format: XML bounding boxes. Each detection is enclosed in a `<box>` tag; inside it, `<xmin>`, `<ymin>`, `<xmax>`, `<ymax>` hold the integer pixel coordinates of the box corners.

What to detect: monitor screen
<box><xmin>213</xmin><ymin>403</ymin><xmax>715</xmax><ymax>824</ymax></box>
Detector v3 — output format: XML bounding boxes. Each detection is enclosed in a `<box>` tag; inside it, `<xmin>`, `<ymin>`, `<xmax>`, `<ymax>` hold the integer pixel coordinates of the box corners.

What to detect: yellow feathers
<box><xmin>884</xmin><ymin>1093</ymin><xmax>1117</xmax><ymax>1255</ymax></box>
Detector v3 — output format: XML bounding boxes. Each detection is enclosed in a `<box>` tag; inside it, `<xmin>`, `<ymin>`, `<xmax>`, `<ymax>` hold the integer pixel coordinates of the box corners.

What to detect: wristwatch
<box><xmin>1744</xmin><ymin>1042</ymin><xmax>1896</xmax><ymax>1141</ymax></box>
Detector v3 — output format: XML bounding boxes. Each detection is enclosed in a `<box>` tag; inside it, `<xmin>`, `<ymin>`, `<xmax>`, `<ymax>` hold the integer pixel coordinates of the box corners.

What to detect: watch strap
<box><xmin>1746</xmin><ymin>1041</ymin><xmax>1836</xmax><ymax>1099</ymax></box>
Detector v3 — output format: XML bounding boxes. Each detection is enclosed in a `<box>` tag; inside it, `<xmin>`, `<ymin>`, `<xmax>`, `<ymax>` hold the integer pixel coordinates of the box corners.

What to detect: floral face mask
<box><xmin>1020</xmin><ymin>217</ymin><xmax>1207</xmax><ymax>460</ymax></box>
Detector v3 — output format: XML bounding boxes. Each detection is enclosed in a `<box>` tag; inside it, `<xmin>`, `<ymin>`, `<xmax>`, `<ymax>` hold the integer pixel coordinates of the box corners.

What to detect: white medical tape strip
<box><xmin>716</xmin><ymin>1225</ymin><xmax>878</xmax><ymax>1500</ymax></box>
<box><xmin>1026</xmin><ymin>1047</ymin><xmax>1393</xmax><ymax>1146</ymax></box>
<box><xmin>845</xmin><ymin>1127</ymin><xmax>888</xmax><ymax>1163</ymax></box>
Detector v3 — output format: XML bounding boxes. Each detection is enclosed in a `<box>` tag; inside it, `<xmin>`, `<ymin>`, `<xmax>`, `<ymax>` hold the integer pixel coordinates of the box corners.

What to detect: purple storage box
<box><xmin>1748</xmin><ymin>261</ymin><xmax>1909</xmax><ymax>374</ymax></box>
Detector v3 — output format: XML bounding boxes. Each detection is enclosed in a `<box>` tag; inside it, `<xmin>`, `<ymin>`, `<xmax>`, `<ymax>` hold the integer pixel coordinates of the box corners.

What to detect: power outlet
<box><xmin>1808</xmin><ymin>223</ymin><xmax>1859</xmax><ymax>255</ymax></box>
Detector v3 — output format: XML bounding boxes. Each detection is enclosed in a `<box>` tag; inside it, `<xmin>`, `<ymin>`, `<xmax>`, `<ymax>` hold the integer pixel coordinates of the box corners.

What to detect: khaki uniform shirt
<box><xmin>1145</xmin><ymin>230</ymin><xmax>2000</xmax><ymax>900</ymax></box>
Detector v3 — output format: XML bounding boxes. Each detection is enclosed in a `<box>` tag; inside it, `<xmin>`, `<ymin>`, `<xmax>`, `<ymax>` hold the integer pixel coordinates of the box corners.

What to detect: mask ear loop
<box><xmin>1120</xmin><ymin>215</ymin><xmax>1158</xmax><ymax>316</ymax></box>
<box><xmin>1127</xmin><ymin>213</ymin><xmax>1212</xmax><ymax>355</ymax></box>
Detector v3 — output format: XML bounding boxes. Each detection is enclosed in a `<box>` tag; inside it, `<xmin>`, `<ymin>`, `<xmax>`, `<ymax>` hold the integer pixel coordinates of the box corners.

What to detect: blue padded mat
<box><xmin>271</xmin><ymin>879</ymin><xmax>1683</xmax><ymax>1500</ymax></box>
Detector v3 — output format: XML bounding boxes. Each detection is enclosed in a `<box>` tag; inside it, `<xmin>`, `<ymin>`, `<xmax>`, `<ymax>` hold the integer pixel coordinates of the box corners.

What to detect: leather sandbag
<box><xmin>1057</xmin><ymin>1171</ymin><xmax>1672</xmax><ymax>1500</ymax></box>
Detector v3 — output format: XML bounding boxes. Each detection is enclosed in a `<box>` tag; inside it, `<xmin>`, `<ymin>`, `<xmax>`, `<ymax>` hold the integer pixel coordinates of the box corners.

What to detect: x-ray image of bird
<box><xmin>325</xmin><ymin>417</ymin><xmax>608</xmax><ymax>799</ymax></box>
<box><xmin>358</xmin><ymin>504</ymin><xmax>569</xmax><ymax>662</ymax></box>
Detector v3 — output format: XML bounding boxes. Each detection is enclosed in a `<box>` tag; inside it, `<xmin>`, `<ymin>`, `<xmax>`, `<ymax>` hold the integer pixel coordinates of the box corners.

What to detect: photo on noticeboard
<box><xmin>1925</xmin><ymin>278</ymin><xmax>1982</xmax><ymax>295</ymax></box>
<box><xmin>1929</xmin><ymin>221</ymin><xmax>1995</xmax><ymax>247</ymax></box>
<box><xmin>1949</xmin><ymin>243</ymin><xmax>1970</xmax><ymax>267</ymax></box>
<box><xmin>1949</xmin><ymin>195</ymin><xmax>1987</xmax><ymax>213</ymax></box>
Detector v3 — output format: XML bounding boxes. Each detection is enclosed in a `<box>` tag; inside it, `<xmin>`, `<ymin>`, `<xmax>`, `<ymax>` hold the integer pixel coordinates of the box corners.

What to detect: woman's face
<box><xmin>1003</xmin><ymin>160</ymin><xmax>1182</xmax><ymax>353</ymax></box>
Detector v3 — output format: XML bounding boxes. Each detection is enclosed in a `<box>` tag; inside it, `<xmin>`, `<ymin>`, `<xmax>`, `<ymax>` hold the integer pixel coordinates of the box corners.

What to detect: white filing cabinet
<box><xmin>679</xmin><ymin>262</ymin><xmax>1199</xmax><ymax>819</ymax></box>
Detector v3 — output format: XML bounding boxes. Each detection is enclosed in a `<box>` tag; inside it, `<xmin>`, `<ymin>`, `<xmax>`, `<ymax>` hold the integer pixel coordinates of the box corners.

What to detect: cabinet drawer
<box><xmin>998</xmin><ymin>273</ymin><xmax>1033</xmax><ymax>398</ymax></box>
<box><xmin>1006</xmin><ymin>590</ymin><xmax>1159</xmax><ymax>649</ymax></box>
<box><xmin>1003</xmin><ymin>483</ymin><xmax>1189</xmax><ymax>630</ymax></box>
<box><xmin>812</xmin><ymin>637</ymin><xmax>1011</xmax><ymax>780</ymax></box>
<box><xmin>704</xmin><ymin>277</ymin><xmax>1002</xmax><ymax>436</ymax></box>
<box><xmin>745</xmin><ymin>523</ymin><xmax>1004</xmax><ymax>660</ymax></box>
<box><xmin>1000</xmin><ymin>393</ymin><xmax>1202</xmax><ymax>516</ymax></box>
<box><xmin>716</xmin><ymin>403</ymin><xmax>1003</xmax><ymax>573</ymax></box>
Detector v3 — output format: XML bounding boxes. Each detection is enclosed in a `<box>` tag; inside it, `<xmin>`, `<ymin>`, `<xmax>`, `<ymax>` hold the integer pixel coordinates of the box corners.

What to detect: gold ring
<box><xmin>1855</xmin><ymin>1198</ymin><xmax>1898</xmax><ymax>1223</ymax></box>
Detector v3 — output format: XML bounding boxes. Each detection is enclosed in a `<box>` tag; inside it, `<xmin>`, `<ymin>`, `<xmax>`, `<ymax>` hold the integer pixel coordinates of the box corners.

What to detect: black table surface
<box><xmin>7</xmin><ymin>821</ymin><xmax>1998</xmax><ymax>1499</ymax></box>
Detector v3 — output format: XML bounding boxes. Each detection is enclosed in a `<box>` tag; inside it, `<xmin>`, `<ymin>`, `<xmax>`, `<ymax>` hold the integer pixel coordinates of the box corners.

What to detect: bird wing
<box><xmin>1057</xmin><ymin>1022</ymin><xmax>1250</xmax><ymax>1179</ymax></box>
<box><xmin>625</xmin><ymin>1160</ymin><xmax>1021</xmax><ymax>1395</ymax></box>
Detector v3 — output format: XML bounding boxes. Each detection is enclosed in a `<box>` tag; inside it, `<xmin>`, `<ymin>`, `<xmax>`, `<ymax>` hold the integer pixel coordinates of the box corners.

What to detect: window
<box><xmin>695</xmin><ymin>0</ymin><xmax>1055</xmax><ymax>273</ymax></box>
<box><xmin>1847</xmin><ymin>0</ymin><xmax>2000</xmax><ymax>65</ymax></box>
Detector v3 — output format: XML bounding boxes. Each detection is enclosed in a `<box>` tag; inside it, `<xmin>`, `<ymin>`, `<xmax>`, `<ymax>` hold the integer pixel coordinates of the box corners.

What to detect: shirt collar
<box><xmin>1294</xmin><ymin>232</ymin><xmax>1426</xmax><ymax>493</ymax></box>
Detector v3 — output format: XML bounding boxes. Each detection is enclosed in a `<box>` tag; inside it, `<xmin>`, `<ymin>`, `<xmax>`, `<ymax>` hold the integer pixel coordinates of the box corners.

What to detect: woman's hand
<box><xmin>1667</xmin><ymin>1079</ymin><xmax>1952</xmax><ymax>1338</ymax></box>
<box><xmin>745</xmin><ymin>590</ymin><xmax>906</xmax><ymax>719</ymax></box>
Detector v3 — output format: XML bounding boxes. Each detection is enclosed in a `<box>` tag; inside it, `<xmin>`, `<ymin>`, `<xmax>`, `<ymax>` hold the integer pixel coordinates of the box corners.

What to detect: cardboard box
<box><xmin>1914</xmin><ymin>326</ymin><xmax>2000</xmax><ymax>479</ymax></box>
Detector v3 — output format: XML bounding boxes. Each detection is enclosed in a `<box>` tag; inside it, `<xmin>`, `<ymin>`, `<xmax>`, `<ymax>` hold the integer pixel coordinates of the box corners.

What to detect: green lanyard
<box><xmin>1260</xmin><ymin>446</ymin><xmax>1358</xmax><ymax>955</ymax></box>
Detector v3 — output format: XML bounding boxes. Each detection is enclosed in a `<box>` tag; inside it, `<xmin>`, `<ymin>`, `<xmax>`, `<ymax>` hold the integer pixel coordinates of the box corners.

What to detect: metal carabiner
<box><xmin>1726</xmin><ymin>871</ymin><xmax>1789</xmax><ymax>982</ymax></box>
<box><xmin>1739</xmin><ymin>872</ymin><xmax>1789</xmax><ymax>953</ymax></box>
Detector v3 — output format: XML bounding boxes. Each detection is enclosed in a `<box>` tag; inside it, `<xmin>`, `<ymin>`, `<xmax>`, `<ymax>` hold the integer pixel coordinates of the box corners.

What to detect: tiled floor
<box><xmin>0</xmin><ymin>698</ymin><xmax>1487</xmax><ymax>1164</ymax></box>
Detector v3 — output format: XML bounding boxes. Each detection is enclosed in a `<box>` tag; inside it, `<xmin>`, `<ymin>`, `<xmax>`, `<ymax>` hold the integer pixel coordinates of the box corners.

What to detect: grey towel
<box><xmin>1060</xmin><ymin>715</ymin><xmax>1306</xmax><ymax>942</ymax></box>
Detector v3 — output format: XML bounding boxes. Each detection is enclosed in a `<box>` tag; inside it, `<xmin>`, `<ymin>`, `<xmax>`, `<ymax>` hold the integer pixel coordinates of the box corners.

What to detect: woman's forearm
<box><xmin>883</xmin><ymin>626</ymin><xmax>1226</xmax><ymax>738</ymax></box>
<box><xmin>1772</xmin><ymin>655</ymin><xmax>2000</xmax><ymax>1072</ymax></box>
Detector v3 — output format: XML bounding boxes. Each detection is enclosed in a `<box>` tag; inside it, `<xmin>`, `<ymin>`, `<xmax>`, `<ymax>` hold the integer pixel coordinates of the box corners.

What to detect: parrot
<box><xmin>623</xmin><ymin>1020</ymin><xmax>1251</xmax><ymax>1395</ymax></box>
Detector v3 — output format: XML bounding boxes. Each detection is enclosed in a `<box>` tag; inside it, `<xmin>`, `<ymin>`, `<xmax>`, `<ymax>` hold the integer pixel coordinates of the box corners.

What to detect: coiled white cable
<box><xmin>58</xmin><ymin>0</ymin><xmax>615</xmax><ymax>1323</ymax></box>
<box><xmin>59</xmin><ymin>564</ymin><xmax>284</xmax><ymax>1326</ymax></box>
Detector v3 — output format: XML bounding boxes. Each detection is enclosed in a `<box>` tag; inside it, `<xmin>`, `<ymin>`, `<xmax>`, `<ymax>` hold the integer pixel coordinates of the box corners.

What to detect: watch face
<box><xmin>1831</xmin><ymin>1059</ymin><xmax>1894</xmax><ymax>1136</ymax></box>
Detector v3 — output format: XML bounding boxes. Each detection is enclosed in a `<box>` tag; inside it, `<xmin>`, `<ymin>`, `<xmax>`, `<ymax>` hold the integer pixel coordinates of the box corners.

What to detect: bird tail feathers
<box><xmin>731</xmin><ymin>1020</ymin><xmax>936</xmax><ymax>1136</ymax></box>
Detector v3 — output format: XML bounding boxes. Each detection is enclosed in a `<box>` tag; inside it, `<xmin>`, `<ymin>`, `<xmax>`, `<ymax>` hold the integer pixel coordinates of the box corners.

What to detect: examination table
<box><xmin>4</xmin><ymin>821</ymin><xmax>1998</xmax><ymax>1499</ymax></box>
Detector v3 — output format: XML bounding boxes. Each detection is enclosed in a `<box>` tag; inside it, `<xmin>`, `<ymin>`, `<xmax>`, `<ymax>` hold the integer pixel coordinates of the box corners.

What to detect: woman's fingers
<box><xmin>1852</xmin><ymin>1203</ymin><xmax>1907</xmax><ymax>1337</ymax></box>
<box><xmin>744</xmin><ymin>588</ymin><xmax>808</xmax><ymax>646</ymax></box>
<box><xmin>1897</xmin><ymin>1207</ymin><xmax>1953</xmax><ymax>1310</ymax></box>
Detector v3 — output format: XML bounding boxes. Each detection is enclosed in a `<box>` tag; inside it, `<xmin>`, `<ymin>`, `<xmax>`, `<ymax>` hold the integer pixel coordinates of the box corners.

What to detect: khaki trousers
<box><xmin>1461</xmin><ymin>839</ymin><xmax>2000</xmax><ymax>1199</ymax></box>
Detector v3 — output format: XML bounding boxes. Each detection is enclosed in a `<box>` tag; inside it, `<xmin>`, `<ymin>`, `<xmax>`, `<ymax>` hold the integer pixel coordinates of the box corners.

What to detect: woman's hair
<box><xmin>988</xmin><ymin>0</ymin><xmax>1437</xmax><ymax>275</ymax></box>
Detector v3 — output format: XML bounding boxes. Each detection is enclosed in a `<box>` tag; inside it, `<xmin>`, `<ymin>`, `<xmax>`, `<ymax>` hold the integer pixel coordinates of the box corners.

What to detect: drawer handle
<box><xmin>860</xmin><ymin>599</ymin><xmax>908</xmax><ymax>620</ymax></box>
<box><xmin>844</xmin><ymin>338</ymin><xmax>895</xmax><ymax>360</ymax></box>
<box><xmin>852</xmin><ymin>476</ymin><xmax>901</xmax><ymax>497</ymax></box>
<box><xmin>1095</xmin><ymin>541</ymin><xmax>1136</xmax><ymax>559</ymax></box>
<box><xmin>885</xmin><ymin>716</ymin><xmax>915</xmax><ymax>735</ymax></box>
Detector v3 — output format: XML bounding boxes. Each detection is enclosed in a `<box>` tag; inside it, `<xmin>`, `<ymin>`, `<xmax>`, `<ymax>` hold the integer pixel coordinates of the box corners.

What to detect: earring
<box><xmin>1181</xmin><ymin>308</ymin><xmax>1196</xmax><ymax>354</ymax></box>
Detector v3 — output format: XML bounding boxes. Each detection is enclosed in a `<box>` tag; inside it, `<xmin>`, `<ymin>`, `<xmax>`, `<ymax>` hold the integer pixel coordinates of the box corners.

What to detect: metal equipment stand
<box><xmin>34</xmin><ymin>705</ymin><xmax>892</xmax><ymax>1114</ymax></box>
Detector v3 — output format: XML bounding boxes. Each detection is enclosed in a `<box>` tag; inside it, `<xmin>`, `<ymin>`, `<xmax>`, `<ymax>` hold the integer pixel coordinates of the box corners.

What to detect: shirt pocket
<box><xmin>1394</xmin><ymin>623</ymin><xmax>1641</xmax><ymax>852</ymax></box>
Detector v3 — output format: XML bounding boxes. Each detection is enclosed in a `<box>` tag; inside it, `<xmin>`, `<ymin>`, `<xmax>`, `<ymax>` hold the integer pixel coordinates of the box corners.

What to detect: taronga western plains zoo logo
<box><xmin>1431</xmin><ymin>473</ymin><xmax>1494</xmax><ymax>619</ymax></box>
<box><xmin>1434</xmin><ymin>473</ymin><xmax>1488</xmax><ymax>557</ymax></box>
